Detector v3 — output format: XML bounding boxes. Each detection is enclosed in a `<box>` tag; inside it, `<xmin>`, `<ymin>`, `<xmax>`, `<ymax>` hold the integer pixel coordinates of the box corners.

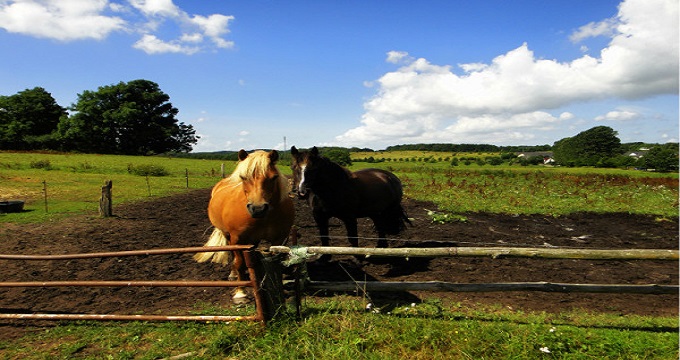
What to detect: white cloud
<box><xmin>0</xmin><ymin>0</ymin><xmax>235</xmax><ymax>54</ymax></box>
<box><xmin>569</xmin><ymin>18</ymin><xmax>617</xmax><ymax>43</ymax></box>
<box><xmin>594</xmin><ymin>110</ymin><xmax>641</xmax><ymax>121</ymax></box>
<box><xmin>239</xmin><ymin>130</ymin><xmax>250</xmax><ymax>136</ymax></box>
<box><xmin>132</xmin><ymin>33</ymin><xmax>198</xmax><ymax>54</ymax></box>
<box><xmin>0</xmin><ymin>0</ymin><xmax>126</xmax><ymax>41</ymax></box>
<box><xmin>128</xmin><ymin>0</ymin><xmax>180</xmax><ymax>17</ymax></box>
<box><xmin>386</xmin><ymin>51</ymin><xmax>411</xmax><ymax>64</ymax></box>
<box><xmin>337</xmin><ymin>0</ymin><xmax>678</xmax><ymax>147</ymax></box>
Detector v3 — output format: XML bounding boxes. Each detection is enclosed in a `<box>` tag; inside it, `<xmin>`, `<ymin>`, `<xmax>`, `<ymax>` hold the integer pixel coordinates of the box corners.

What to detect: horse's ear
<box><xmin>311</xmin><ymin>146</ymin><xmax>319</xmax><ymax>156</ymax></box>
<box><xmin>269</xmin><ymin>150</ymin><xmax>279</xmax><ymax>163</ymax></box>
<box><xmin>238</xmin><ymin>149</ymin><xmax>248</xmax><ymax>161</ymax></box>
<box><xmin>290</xmin><ymin>146</ymin><xmax>298</xmax><ymax>156</ymax></box>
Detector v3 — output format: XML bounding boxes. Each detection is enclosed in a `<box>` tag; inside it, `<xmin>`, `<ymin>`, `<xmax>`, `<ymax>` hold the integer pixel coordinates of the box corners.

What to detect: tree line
<box><xmin>0</xmin><ymin>80</ymin><xmax>198</xmax><ymax>155</ymax></box>
<box><xmin>385</xmin><ymin>143</ymin><xmax>552</xmax><ymax>153</ymax></box>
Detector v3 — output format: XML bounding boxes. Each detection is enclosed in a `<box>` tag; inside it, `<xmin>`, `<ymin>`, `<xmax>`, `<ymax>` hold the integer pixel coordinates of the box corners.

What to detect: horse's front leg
<box><xmin>230</xmin><ymin>250</ymin><xmax>249</xmax><ymax>304</ymax></box>
<box><xmin>313</xmin><ymin>213</ymin><xmax>331</xmax><ymax>247</ymax></box>
<box><xmin>343</xmin><ymin>218</ymin><xmax>359</xmax><ymax>248</ymax></box>
<box><xmin>313</xmin><ymin>213</ymin><xmax>332</xmax><ymax>261</ymax></box>
<box><xmin>376</xmin><ymin>230</ymin><xmax>387</xmax><ymax>248</ymax></box>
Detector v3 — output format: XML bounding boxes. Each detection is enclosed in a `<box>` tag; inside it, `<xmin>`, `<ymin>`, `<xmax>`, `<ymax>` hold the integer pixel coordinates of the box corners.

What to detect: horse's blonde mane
<box><xmin>224</xmin><ymin>150</ymin><xmax>288</xmax><ymax>201</ymax></box>
<box><xmin>228</xmin><ymin>150</ymin><xmax>271</xmax><ymax>181</ymax></box>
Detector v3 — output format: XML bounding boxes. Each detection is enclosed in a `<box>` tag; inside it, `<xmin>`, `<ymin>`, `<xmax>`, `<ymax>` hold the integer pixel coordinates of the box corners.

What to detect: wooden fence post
<box><xmin>99</xmin><ymin>180</ymin><xmax>113</xmax><ymax>217</ymax></box>
<box><xmin>247</xmin><ymin>251</ymin><xmax>287</xmax><ymax>322</ymax></box>
<box><xmin>42</xmin><ymin>180</ymin><xmax>48</xmax><ymax>213</ymax></box>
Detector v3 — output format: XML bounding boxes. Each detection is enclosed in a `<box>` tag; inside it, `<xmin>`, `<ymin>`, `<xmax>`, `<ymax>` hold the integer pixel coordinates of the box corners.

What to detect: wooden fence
<box><xmin>0</xmin><ymin>245</ymin><xmax>285</xmax><ymax>323</ymax></box>
<box><xmin>270</xmin><ymin>245</ymin><xmax>679</xmax><ymax>295</ymax></box>
<box><xmin>0</xmin><ymin>244</ymin><xmax>675</xmax><ymax>324</ymax></box>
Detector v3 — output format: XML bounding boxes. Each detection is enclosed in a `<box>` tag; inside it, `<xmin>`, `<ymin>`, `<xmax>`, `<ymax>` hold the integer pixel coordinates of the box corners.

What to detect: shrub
<box><xmin>127</xmin><ymin>164</ymin><xmax>170</xmax><ymax>176</ymax></box>
<box><xmin>30</xmin><ymin>159</ymin><xmax>52</xmax><ymax>170</ymax></box>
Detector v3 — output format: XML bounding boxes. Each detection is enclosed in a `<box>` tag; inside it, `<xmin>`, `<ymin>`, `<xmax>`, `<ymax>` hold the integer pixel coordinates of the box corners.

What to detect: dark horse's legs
<box><xmin>313</xmin><ymin>213</ymin><xmax>333</xmax><ymax>262</ymax></box>
<box><xmin>313</xmin><ymin>213</ymin><xmax>331</xmax><ymax>247</ymax></box>
<box><xmin>341</xmin><ymin>217</ymin><xmax>359</xmax><ymax>248</ymax></box>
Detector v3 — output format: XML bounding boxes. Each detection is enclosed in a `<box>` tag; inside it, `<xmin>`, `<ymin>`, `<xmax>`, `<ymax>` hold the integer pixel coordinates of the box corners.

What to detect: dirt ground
<box><xmin>0</xmin><ymin>188</ymin><xmax>677</xmax><ymax>339</ymax></box>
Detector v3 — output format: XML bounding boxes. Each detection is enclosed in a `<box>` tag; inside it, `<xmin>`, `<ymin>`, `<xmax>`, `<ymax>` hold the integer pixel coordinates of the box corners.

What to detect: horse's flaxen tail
<box><xmin>193</xmin><ymin>228</ymin><xmax>232</xmax><ymax>264</ymax></box>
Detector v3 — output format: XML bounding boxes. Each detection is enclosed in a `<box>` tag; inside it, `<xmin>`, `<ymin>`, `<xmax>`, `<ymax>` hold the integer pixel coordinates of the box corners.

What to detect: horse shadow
<box><xmin>303</xmin><ymin>257</ymin><xmax>422</xmax><ymax>312</ymax></box>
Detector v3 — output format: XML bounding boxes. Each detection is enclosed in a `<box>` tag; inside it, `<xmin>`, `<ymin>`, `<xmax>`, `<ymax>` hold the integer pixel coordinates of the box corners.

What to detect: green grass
<box><xmin>0</xmin><ymin>152</ymin><xmax>240</xmax><ymax>223</ymax></box>
<box><xmin>352</xmin><ymin>163</ymin><xmax>678</xmax><ymax>217</ymax></box>
<box><xmin>0</xmin><ymin>298</ymin><xmax>676</xmax><ymax>359</ymax></box>
<box><xmin>2</xmin><ymin>151</ymin><xmax>677</xmax><ymax>222</ymax></box>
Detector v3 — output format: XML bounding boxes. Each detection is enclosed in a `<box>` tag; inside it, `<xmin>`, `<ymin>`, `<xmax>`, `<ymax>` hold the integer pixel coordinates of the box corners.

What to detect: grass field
<box><xmin>1</xmin><ymin>151</ymin><xmax>677</xmax><ymax>223</ymax></box>
<box><xmin>0</xmin><ymin>152</ymin><xmax>234</xmax><ymax>223</ymax></box>
<box><xmin>0</xmin><ymin>297</ymin><xmax>677</xmax><ymax>359</ymax></box>
<box><xmin>0</xmin><ymin>150</ymin><xmax>677</xmax><ymax>359</ymax></box>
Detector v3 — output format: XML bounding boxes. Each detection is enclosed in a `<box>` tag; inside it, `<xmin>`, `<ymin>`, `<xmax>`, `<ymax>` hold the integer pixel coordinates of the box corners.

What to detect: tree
<box><xmin>322</xmin><ymin>148</ymin><xmax>352</xmax><ymax>166</ymax></box>
<box><xmin>58</xmin><ymin>79</ymin><xmax>198</xmax><ymax>155</ymax></box>
<box><xmin>0</xmin><ymin>87</ymin><xmax>67</xmax><ymax>150</ymax></box>
<box><xmin>552</xmin><ymin>126</ymin><xmax>621</xmax><ymax>167</ymax></box>
<box><xmin>642</xmin><ymin>143</ymin><xmax>679</xmax><ymax>172</ymax></box>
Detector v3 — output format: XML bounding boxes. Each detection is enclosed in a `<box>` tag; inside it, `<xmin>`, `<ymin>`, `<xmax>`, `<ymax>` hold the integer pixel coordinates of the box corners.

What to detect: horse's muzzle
<box><xmin>296</xmin><ymin>189</ymin><xmax>309</xmax><ymax>200</ymax></box>
<box><xmin>247</xmin><ymin>203</ymin><xmax>269</xmax><ymax>218</ymax></box>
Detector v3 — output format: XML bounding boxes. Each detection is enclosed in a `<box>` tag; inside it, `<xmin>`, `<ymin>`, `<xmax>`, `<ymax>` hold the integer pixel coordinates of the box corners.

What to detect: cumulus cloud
<box><xmin>337</xmin><ymin>0</ymin><xmax>678</xmax><ymax>147</ymax></box>
<box><xmin>0</xmin><ymin>0</ymin><xmax>235</xmax><ymax>54</ymax></box>
<box><xmin>0</xmin><ymin>0</ymin><xmax>126</xmax><ymax>41</ymax></box>
<box><xmin>594</xmin><ymin>110</ymin><xmax>641</xmax><ymax>121</ymax></box>
<box><xmin>132</xmin><ymin>33</ymin><xmax>198</xmax><ymax>54</ymax></box>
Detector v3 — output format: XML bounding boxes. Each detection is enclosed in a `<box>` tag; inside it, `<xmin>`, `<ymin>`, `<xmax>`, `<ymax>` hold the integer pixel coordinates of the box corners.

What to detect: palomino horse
<box><xmin>290</xmin><ymin>146</ymin><xmax>410</xmax><ymax>255</ymax></box>
<box><xmin>194</xmin><ymin>149</ymin><xmax>294</xmax><ymax>302</ymax></box>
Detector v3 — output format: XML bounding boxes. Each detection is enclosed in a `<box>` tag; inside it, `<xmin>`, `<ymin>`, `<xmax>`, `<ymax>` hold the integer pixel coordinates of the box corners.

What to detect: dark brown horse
<box><xmin>290</xmin><ymin>146</ymin><xmax>410</xmax><ymax>252</ymax></box>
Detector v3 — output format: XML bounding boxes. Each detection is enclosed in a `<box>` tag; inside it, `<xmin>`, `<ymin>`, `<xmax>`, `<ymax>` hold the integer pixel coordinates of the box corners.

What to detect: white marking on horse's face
<box><xmin>298</xmin><ymin>164</ymin><xmax>307</xmax><ymax>194</ymax></box>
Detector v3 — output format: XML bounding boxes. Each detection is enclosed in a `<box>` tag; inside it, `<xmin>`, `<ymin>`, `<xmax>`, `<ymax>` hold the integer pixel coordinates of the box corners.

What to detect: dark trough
<box><xmin>0</xmin><ymin>201</ymin><xmax>24</xmax><ymax>213</ymax></box>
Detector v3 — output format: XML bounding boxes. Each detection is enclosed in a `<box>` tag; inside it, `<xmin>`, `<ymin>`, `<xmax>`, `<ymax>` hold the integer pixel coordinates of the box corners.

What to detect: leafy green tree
<box><xmin>58</xmin><ymin>79</ymin><xmax>198</xmax><ymax>155</ymax></box>
<box><xmin>642</xmin><ymin>143</ymin><xmax>679</xmax><ymax>172</ymax></box>
<box><xmin>322</xmin><ymin>148</ymin><xmax>352</xmax><ymax>166</ymax></box>
<box><xmin>0</xmin><ymin>87</ymin><xmax>67</xmax><ymax>150</ymax></box>
<box><xmin>553</xmin><ymin>126</ymin><xmax>621</xmax><ymax>167</ymax></box>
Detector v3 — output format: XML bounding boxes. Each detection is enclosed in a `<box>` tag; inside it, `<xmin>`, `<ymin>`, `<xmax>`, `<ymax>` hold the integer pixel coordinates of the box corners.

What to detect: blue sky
<box><xmin>0</xmin><ymin>0</ymin><xmax>677</xmax><ymax>152</ymax></box>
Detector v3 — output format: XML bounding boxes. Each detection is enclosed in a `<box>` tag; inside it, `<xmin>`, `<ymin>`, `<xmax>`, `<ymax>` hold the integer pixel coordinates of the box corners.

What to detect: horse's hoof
<box><xmin>231</xmin><ymin>288</ymin><xmax>252</xmax><ymax>304</ymax></box>
<box><xmin>232</xmin><ymin>295</ymin><xmax>252</xmax><ymax>305</ymax></box>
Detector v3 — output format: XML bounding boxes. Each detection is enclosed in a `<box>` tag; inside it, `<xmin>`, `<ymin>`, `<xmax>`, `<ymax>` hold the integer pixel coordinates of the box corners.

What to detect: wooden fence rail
<box><xmin>270</xmin><ymin>246</ymin><xmax>679</xmax><ymax>260</ymax></box>
<box><xmin>271</xmin><ymin>245</ymin><xmax>679</xmax><ymax>298</ymax></box>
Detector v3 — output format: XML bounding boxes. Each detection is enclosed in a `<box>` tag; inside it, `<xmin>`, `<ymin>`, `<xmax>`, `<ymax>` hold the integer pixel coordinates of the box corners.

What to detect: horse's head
<box><xmin>233</xmin><ymin>149</ymin><xmax>285</xmax><ymax>218</ymax></box>
<box><xmin>290</xmin><ymin>146</ymin><xmax>322</xmax><ymax>199</ymax></box>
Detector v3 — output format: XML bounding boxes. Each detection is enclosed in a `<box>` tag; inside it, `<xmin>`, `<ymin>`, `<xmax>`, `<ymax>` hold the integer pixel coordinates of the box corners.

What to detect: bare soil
<box><xmin>0</xmin><ymin>188</ymin><xmax>677</xmax><ymax>339</ymax></box>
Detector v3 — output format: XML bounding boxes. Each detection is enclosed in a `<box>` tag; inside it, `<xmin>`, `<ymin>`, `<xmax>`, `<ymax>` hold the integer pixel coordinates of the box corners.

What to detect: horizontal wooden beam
<box><xmin>270</xmin><ymin>246</ymin><xmax>679</xmax><ymax>260</ymax></box>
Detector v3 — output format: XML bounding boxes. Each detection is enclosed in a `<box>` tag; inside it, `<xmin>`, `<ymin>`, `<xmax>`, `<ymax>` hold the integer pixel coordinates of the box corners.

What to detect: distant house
<box><xmin>517</xmin><ymin>152</ymin><xmax>554</xmax><ymax>165</ymax></box>
<box><xmin>627</xmin><ymin>148</ymin><xmax>650</xmax><ymax>159</ymax></box>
